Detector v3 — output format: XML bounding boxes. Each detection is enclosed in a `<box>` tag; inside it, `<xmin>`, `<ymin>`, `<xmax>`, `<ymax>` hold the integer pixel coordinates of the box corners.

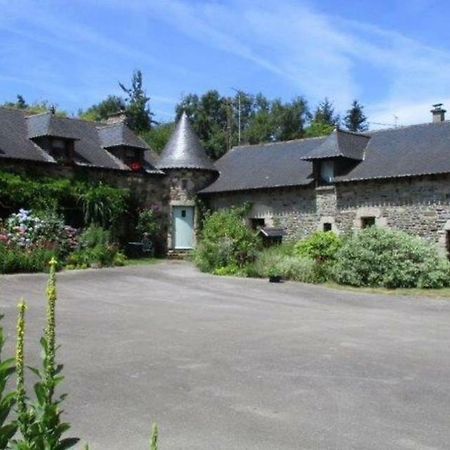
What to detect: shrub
<box><xmin>293</xmin><ymin>232</ymin><xmax>343</xmax><ymax>282</ymax></box>
<box><xmin>333</xmin><ymin>227</ymin><xmax>450</xmax><ymax>288</ymax></box>
<box><xmin>247</xmin><ymin>245</ymin><xmax>318</xmax><ymax>283</ymax></box>
<box><xmin>194</xmin><ymin>208</ymin><xmax>261</xmax><ymax>272</ymax></box>
<box><xmin>2</xmin><ymin>209</ymin><xmax>79</xmax><ymax>259</ymax></box>
<box><xmin>136</xmin><ymin>207</ymin><xmax>161</xmax><ymax>239</ymax></box>
<box><xmin>294</xmin><ymin>231</ymin><xmax>343</xmax><ymax>263</ymax></box>
<box><xmin>0</xmin><ymin>243</ymin><xmax>56</xmax><ymax>274</ymax></box>
<box><xmin>67</xmin><ymin>225</ymin><xmax>125</xmax><ymax>269</ymax></box>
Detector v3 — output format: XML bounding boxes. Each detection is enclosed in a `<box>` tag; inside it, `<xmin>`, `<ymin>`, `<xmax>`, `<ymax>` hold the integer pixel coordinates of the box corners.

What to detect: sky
<box><xmin>1</xmin><ymin>0</ymin><xmax>450</xmax><ymax>128</ymax></box>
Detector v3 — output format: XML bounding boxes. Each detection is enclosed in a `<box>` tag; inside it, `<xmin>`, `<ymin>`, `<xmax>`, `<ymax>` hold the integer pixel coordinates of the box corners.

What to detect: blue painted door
<box><xmin>173</xmin><ymin>206</ymin><xmax>194</xmax><ymax>249</ymax></box>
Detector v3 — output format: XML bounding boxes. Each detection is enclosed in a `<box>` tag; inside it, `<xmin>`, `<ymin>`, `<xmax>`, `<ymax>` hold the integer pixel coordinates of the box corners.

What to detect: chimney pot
<box><xmin>431</xmin><ymin>103</ymin><xmax>446</xmax><ymax>123</ymax></box>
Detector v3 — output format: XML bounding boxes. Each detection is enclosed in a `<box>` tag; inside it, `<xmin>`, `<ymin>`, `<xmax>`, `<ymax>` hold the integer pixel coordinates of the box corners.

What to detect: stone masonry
<box><xmin>204</xmin><ymin>173</ymin><xmax>450</xmax><ymax>253</ymax></box>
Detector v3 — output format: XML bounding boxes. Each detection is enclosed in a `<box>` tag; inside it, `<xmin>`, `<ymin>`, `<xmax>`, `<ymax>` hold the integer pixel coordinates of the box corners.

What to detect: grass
<box><xmin>324</xmin><ymin>281</ymin><xmax>450</xmax><ymax>299</ymax></box>
<box><xmin>124</xmin><ymin>257</ymin><xmax>160</xmax><ymax>267</ymax></box>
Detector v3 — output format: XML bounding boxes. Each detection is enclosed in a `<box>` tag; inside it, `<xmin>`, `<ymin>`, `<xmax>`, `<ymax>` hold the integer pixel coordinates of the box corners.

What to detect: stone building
<box><xmin>2</xmin><ymin>104</ymin><xmax>450</xmax><ymax>255</ymax></box>
<box><xmin>200</xmin><ymin>104</ymin><xmax>450</xmax><ymax>255</ymax></box>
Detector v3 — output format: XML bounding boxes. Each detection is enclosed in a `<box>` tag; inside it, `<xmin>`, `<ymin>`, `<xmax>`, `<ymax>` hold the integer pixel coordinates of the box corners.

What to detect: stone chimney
<box><xmin>431</xmin><ymin>103</ymin><xmax>446</xmax><ymax>123</ymax></box>
<box><xmin>106</xmin><ymin>110</ymin><xmax>127</xmax><ymax>125</ymax></box>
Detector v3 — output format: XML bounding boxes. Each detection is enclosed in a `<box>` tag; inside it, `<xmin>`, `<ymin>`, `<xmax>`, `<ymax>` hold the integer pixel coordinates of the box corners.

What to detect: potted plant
<box><xmin>268</xmin><ymin>267</ymin><xmax>282</xmax><ymax>283</ymax></box>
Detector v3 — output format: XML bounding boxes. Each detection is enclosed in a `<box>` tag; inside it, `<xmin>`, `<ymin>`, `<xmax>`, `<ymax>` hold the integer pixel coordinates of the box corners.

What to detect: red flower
<box><xmin>130</xmin><ymin>162</ymin><xmax>143</xmax><ymax>172</ymax></box>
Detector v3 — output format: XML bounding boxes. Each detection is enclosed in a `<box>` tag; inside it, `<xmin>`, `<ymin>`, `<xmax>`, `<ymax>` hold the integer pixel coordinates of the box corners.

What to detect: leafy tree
<box><xmin>305</xmin><ymin>98</ymin><xmax>338</xmax><ymax>137</ymax></box>
<box><xmin>270</xmin><ymin>96</ymin><xmax>309</xmax><ymax>141</ymax></box>
<box><xmin>79</xmin><ymin>70</ymin><xmax>153</xmax><ymax>134</ymax></box>
<box><xmin>119</xmin><ymin>69</ymin><xmax>153</xmax><ymax>133</ymax></box>
<box><xmin>176</xmin><ymin>90</ymin><xmax>229</xmax><ymax>159</ymax></box>
<box><xmin>176</xmin><ymin>91</ymin><xmax>311</xmax><ymax>157</ymax></box>
<box><xmin>79</xmin><ymin>95</ymin><xmax>126</xmax><ymax>122</ymax></box>
<box><xmin>304</xmin><ymin>120</ymin><xmax>335</xmax><ymax>138</ymax></box>
<box><xmin>2</xmin><ymin>95</ymin><xmax>67</xmax><ymax>116</ymax></box>
<box><xmin>141</xmin><ymin>122</ymin><xmax>175</xmax><ymax>154</ymax></box>
<box><xmin>344</xmin><ymin>99</ymin><xmax>368</xmax><ymax>132</ymax></box>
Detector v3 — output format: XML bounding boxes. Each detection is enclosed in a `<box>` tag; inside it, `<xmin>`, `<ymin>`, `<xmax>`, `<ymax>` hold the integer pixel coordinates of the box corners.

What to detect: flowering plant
<box><xmin>6</xmin><ymin>209</ymin><xmax>42</xmax><ymax>248</ymax></box>
<box><xmin>2</xmin><ymin>209</ymin><xmax>79</xmax><ymax>256</ymax></box>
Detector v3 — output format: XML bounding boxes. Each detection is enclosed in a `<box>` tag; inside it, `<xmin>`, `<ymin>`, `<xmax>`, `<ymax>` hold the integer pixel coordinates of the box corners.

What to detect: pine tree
<box><xmin>313</xmin><ymin>98</ymin><xmax>338</xmax><ymax>126</ymax></box>
<box><xmin>344</xmin><ymin>100</ymin><xmax>368</xmax><ymax>132</ymax></box>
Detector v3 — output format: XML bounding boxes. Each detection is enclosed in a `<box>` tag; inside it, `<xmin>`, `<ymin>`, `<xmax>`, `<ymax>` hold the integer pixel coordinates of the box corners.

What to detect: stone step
<box><xmin>167</xmin><ymin>250</ymin><xmax>192</xmax><ymax>260</ymax></box>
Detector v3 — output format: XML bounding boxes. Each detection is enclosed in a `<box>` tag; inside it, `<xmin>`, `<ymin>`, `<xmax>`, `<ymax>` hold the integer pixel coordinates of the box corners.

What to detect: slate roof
<box><xmin>27</xmin><ymin>113</ymin><xmax>80</xmax><ymax>140</ymax></box>
<box><xmin>201</xmin><ymin>137</ymin><xmax>324</xmax><ymax>193</ymax></box>
<box><xmin>98</xmin><ymin>122</ymin><xmax>148</xmax><ymax>150</ymax></box>
<box><xmin>336</xmin><ymin>121</ymin><xmax>450</xmax><ymax>182</ymax></box>
<box><xmin>201</xmin><ymin>120</ymin><xmax>450</xmax><ymax>194</ymax></box>
<box><xmin>0</xmin><ymin>108</ymin><xmax>53</xmax><ymax>162</ymax></box>
<box><xmin>301</xmin><ymin>128</ymin><xmax>369</xmax><ymax>161</ymax></box>
<box><xmin>156</xmin><ymin>112</ymin><xmax>216</xmax><ymax>171</ymax></box>
<box><xmin>0</xmin><ymin>107</ymin><xmax>162</xmax><ymax>173</ymax></box>
<box><xmin>259</xmin><ymin>227</ymin><xmax>287</xmax><ymax>238</ymax></box>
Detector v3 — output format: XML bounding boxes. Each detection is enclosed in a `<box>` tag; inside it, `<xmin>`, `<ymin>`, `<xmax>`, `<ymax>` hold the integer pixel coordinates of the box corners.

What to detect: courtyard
<box><xmin>1</xmin><ymin>261</ymin><xmax>450</xmax><ymax>449</ymax></box>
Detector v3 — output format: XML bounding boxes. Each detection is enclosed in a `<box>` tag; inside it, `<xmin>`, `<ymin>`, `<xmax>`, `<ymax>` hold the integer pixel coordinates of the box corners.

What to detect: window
<box><xmin>123</xmin><ymin>148</ymin><xmax>143</xmax><ymax>165</ymax></box>
<box><xmin>181</xmin><ymin>210</ymin><xmax>186</xmax><ymax>218</ymax></box>
<box><xmin>320</xmin><ymin>160</ymin><xmax>334</xmax><ymax>184</ymax></box>
<box><xmin>50</xmin><ymin>138</ymin><xmax>71</xmax><ymax>163</ymax></box>
<box><xmin>361</xmin><ymin>216</ymin><xmax>376</xmax><ymax>229</ymax></box>
<box><xmin>323</xmin><ymin>222</ymin><xmax>332</xmax><ymax>232</ymax></box>
<box><xmin>250</xmin><ymin>218</ymin><xmax>265</xmax><ymax>230</ymax></box>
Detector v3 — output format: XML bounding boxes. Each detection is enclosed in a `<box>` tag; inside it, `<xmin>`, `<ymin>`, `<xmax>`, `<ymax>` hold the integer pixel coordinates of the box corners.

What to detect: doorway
<box><xmin>173</xmin><ymin>206</ymin><xmax>195</xmax><ymax>249</ymax></box>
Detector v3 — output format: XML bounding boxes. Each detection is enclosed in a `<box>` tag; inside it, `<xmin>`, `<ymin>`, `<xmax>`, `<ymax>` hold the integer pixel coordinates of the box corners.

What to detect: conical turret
<box><xmin>156</xmin><ymin>112</ymin><xmax>216</xmax><ymax>172</ymax></box>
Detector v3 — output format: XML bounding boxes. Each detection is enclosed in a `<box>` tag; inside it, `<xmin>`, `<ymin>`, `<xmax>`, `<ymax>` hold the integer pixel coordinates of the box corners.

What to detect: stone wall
<box><xmin>204</xmin><ymin>174</ymin><xmax>450</xmax><ymax>252</ymax></box>
<box><xmin>335</xmin><ymin>175</ymin><xmax>450</xmax><ymax>250</ymax></box>
<box><xmin>204</xmin><ymin>186</ymin><xmax>318</xmax><ymax>241</ymax></box>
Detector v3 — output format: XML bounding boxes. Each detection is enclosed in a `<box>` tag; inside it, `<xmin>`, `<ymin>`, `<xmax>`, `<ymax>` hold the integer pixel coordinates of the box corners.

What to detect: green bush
<box><xmin>294</xmin><ymin>231</ymin><xmax>343</xmax><ymax>263</ymax></box>
<box><xmin>0</xmin><ymin>244</ymin><xmax>56</xmax><ymax>274</ymax></box>
<box><xmin>293</xmin><ymin>232</ymin><xmax>343</xmax><ymax>282</ymax></box>
<box><xmin>333</xmin><ymin>227</ymin><xmax>450</xmax><ymax>288</ymax></box>
<box><xmin>67</xmin><ymin>225</ymin><xmax>125</xmax><ymax>269</ymax></box>
<box><xmin>194</xmin><ymin>208</ymin><xmax>261</xmax><ymax>272</ymax></box>
<box><xmin>246</xmin><ymin>245</ymin><xmax>317</xmax><ymax>283</ymax></box>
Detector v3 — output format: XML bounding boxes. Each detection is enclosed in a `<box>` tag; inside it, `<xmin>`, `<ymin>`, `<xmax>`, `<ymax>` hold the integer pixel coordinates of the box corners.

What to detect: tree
<box><xmin>305</xmin><ymin>98</ymin><xmax>338</xmax><ymax>137</ymax></box>
<box><xmin>313</xmin><ymin>98</ymin><xmax>339</xmax><ymax>126</ymax></box>
<box><xmin>344</xmin><ymin>100</ymin><xmax>368</xmax><ymax>132</ymax></box>
<box><xmin>119</xmin><ymin>70</ymin><xmax>153</xmax><ymax>133</ymax></box>
<box><xmin>176</xmin><ymin>90</ymin><xmax>229</xmax><ymax>159</ymax></box>
<box><xmin>2</xmin><ymin>95</ymin><xmax>67</xmax><ymax>116</ymax></box>
<box><xmin>140</xmin><ymin>122</ymin><xmax>175</xmax><ymax>154</ymax></box>
<box><xmin>79</xmin><ymin>95</ymin><xmax>125</xmax><ymax>122</ymax></box>
<box><xmin>270</xmin><ymin>96</ymin><xmax>309</xmax><ymax>141</ymax></box>
<box><xmin>175</xmin><ymin>91</ymin><xmax>313</xmax><ymax>157</ymax></box>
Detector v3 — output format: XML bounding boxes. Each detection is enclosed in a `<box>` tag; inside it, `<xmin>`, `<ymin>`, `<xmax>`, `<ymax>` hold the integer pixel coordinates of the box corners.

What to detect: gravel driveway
<box><xmin>1</xmin><ymin>261</ymin><xmax>449</xmax><ymax>449</ymax></box>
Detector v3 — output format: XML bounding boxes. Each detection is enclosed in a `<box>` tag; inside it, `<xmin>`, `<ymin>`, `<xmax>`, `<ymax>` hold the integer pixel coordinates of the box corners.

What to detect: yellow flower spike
<box><xmin>49</xmin><ymin>257</ymin><xmax>58</xmax><ymax>268</ymax></box>
<box><xmin>16</xmin><ymin>299</ymin><xmax>27</xmax><ymax>416</ymax></box>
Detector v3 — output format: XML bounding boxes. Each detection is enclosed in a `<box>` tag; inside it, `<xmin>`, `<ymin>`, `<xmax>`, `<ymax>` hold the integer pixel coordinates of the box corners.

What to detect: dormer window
<box><xmin>122</xmin><ymin>147</ymin><xmax>144</xmax><ymax>171</ymax></box>
<box><xmin>50</xmin><ymin>138</ymin><xmax>73</xmax><ymax>163</ymax></box>
<box><xmin>320</xmin><ymin>160</ymin><xmax>334</xmax><ymax>185</ymax></box>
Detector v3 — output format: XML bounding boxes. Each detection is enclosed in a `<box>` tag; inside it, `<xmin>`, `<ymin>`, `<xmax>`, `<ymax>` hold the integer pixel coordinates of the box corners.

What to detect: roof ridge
<box><xmin>369</xmin><ymin>120</ymin><xmax>450</xmax><ymax>134</ymax></box>
<box><xmin>336</xmin><ymin>127</ymin><xmax>371</xmax><ymax>138</ymax></box>
<box><xmin>231</xmin><ymin>135</ymin><xmax>326</xmax><ymax>151</ymax></box>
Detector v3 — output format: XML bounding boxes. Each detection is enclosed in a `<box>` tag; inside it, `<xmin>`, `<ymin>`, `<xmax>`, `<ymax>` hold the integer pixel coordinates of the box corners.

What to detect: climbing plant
<box><xmin>0</xmin><ymin>171</ymin><xmax>130</xmax><ymax>228</ymax></box>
